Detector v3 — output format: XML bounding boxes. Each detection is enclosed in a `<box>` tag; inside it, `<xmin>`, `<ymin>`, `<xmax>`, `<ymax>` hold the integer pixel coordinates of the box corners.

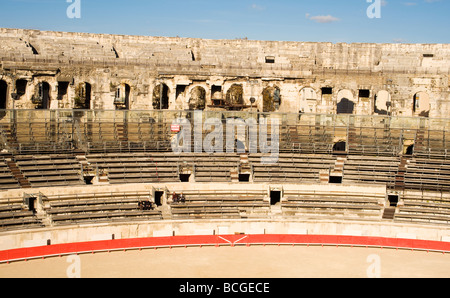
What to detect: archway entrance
<box><xmin>413</xmin><ymin>92</ymin><xmax>430</xmax><ymax>117</ymax></box>
<box><xmin>337</xmin><ymin>98</ymin><xmax>355</xmax><ymax>114</ymax></box>
<box><xmin>34</xmin><ymin>82</ymin><xmax>51</xmax><ymax>110</ymax></box>
<box><xmin>374</xmin><ymin>90</ymin><xmax>391</xmax><ymax>115</ymax></box>
<box><xmin>189</xmin><ymin>86</ymin><xmax>206</xmax><ymax>110</ymax></box>
<box><xmin>270</xmin><ymin>190</ymin><xmax>281</xmax><ymax>206</ymax></box>
<box><xmin>299</xmin><ymin>87</ymin><xmax>317</xmax><ymax>113</ymax></box>
<box><xmin>115</xmin><ymin>83</ymin><xmax>130</xmax><ymax>110</ymax></box>
<box><xmin>0</xmin><ymin>80</ymin><xmax>7</xmax><ymax>109</ymax></box>
<box><xmin>406</xmin><ymin>144</ymin><xmax>414</xmax><ymax>156</ymax></box>
<box><xmin>333</xmin><ymin>141</ymin><xmax>347</xmax><ymax>153</ymax></box>
<box><xmin>84</xmin><ymin>83</ymin><xmax>91</xmax><ymax>109</ymax></box>
<box><xmin>262</xmin><ymin>86</ymin><xmax>281</xmax><ymax>112</ymax></box>
<box><xmin>16</xmin><ymin>79</ymin><xmax>28</xmax><ymax>100</ymax></box>
<box><xmin>226</xmin><ymin>84</ymin><xmax>244</xmax><ymax>110</ymax></box>
<box><xmin>153</xmin><ymin>84</ymin><xmax>169</xmax><ymax>110</ymax></box>
<box><xmin>337</xmin><ymin>90</ymin><xmax>355</xmax><ymax>114</ymax></box>
<box><xmin>75</xmin><ymin>83</ymin><xmax>91</xmax><ymax>109</ymax></box>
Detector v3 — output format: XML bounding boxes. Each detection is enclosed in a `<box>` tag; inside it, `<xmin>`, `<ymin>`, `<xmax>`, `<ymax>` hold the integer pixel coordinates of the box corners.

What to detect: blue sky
<box><xmin>0</xmin><ymin>0</ymin><xmax>448</xmax><ymax>43</ymax></box>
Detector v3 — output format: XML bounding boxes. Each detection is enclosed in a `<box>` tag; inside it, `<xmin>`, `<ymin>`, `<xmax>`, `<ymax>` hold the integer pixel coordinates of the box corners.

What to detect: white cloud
<box><xmin>392</xmin><ymin>38</ymin><xmax>409</xmax><ymax>43</ymax></box>
<box><xmin>250</xmin><ymin>4</ymin><xmax>265</xmax><ymax>11</ymax></box>
<box><xmin>307</xmin><ymin>15</ymin><xmax>340</xmax><ymax>24</ymax></box>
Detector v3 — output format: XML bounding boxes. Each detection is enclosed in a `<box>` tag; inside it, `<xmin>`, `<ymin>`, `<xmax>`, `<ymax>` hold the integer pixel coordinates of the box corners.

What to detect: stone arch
<box><xmin>336</xmin><ymin>89</ymin><xmax>355</xmax><ymax>114</ymax></box>
<box><xmin>0</xmin><ymin>80</ymin><xmax>7</xmax><ymax>110</ymax></box>
<box><xmin>225</xmin><ymin>84</ymin><xmax>244</xmax><ymax>108</ymax></box>
<box><xmin>406</xmin><ymin>144</ymin><xmax>415</xmax><ymax>156</ymax></box>
<box><xmin>15</xmin><ymin>79</ymin><xmax>28</xmax><ymax>99</ymax></box>
<box><xmin>299</xmin><ymin>87</ymin><xmax>318</xmax><ymax>113</ymax></box>
<box><xmin>333</xmin><ymin>141</ymin><xmax>347</xmax><ymax>153</ymax></box>
<box><xmin>124</xmin><ymin>83</ymin><xmax>131</xmax><ymax>109</ymax></box>
<box><xmin>75</xmin><ymin>82</ymin><xmax>91</xmax><ymax>109</ymax></box>
<box><xmin>413</xmin><ymin>91</ymin><xmax>430</xmax><ymax>117</ymax></box>
<box><xmin>115</xmin><ymin>83</ymin><xmax>131</xmax><ymax>110</ymax></box>
<box><xmin>33</xmin><ymin>81</ymin><xmax>51</xmax><ymax>109</ymax></box>
<box><xmin>374</xmin><ymin>90</ymin><xmax>391</xmax><ymax>115</ymax></box>
<box><xmin>262</xmin><ymin>86</ymin><xmax>281</xmax><ymax>112</ymax></box>
<box><xmin>188</xmin><ymin>86</ymin><xmax>206</xmax><ymax>110</ymax></box>
<box><xmin>153</xmin><ymin>83</ymin><xmax>170</xmax><ymax>110</ymax></box>
<box><xmin>84</xmin><ymin>82</ymin><xmax>92</xmax><ymax>109</ymax></box>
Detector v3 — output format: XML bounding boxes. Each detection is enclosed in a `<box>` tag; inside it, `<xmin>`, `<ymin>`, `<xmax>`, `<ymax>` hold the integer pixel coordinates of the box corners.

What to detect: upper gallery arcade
<box><xmin>0</xmin><ymin>28</ymin><xmax>449</xmax><ymax>118</ymax></box>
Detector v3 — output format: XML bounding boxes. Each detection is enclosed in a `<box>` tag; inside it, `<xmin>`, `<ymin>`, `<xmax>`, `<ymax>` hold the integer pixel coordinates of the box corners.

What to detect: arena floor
<box><xmin>1</xmin><ymin>245</ymin><xmax>449</xmax><ymax>278</ymax></box>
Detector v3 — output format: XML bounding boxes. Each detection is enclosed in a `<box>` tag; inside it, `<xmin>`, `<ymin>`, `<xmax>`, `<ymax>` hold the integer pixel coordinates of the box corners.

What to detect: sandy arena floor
<box><xmin>1</xmin><ymin>245</ymin><xmax>449</xmax><ymax>278</ymax></box>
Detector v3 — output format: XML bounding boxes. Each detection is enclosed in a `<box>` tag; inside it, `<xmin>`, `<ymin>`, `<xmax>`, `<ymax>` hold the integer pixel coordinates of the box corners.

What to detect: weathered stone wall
<box><xmin>0</xmin><ymin>28</ymin><xmax>449</xmax><ymax>118</ymax></box>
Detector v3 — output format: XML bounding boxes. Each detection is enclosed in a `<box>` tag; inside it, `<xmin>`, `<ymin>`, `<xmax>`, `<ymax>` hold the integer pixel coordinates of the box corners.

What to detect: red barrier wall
<box><xmin>1</xmin><ymin>234</ymin><xmax>449</xmax><ymax>263</ymax></box>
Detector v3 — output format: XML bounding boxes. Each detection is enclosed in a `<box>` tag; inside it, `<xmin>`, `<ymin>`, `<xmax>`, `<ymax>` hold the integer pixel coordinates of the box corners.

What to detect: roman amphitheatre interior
<box><xmin>0</xmin><ymin>28</ymin><xmax>449</xmax><ymax>278</ymax></box>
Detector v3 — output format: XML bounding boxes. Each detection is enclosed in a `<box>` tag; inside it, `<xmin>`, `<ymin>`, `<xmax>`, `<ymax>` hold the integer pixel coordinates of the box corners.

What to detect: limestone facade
<box><xmin>0</xmin><ymin>28</ymin><xmax>449</xmax><ymax>118</ymax></box>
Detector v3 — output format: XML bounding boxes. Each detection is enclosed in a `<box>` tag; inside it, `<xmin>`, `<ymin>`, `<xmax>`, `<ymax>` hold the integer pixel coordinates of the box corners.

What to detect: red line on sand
<box><xmin>0</xmin><ymin>234</ymin><xmax>449</xmax><ymax>263</ymax></box>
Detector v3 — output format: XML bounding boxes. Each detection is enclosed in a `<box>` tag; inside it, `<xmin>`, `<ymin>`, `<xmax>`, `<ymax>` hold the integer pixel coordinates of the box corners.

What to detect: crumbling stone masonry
<box><xmin>0</xmin><ymin>28</ymin><xmax>448</xmax><ymax>118</ymax></box>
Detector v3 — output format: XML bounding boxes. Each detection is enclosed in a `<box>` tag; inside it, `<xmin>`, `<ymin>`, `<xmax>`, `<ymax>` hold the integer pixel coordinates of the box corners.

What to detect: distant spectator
<box><xmin>139</xmin><ymin>200</ymin><xmax>153</xmax><ymax>210</ymax></box>
<box><xmin>172</xmin><ymin>192</ymin><xmax>178</xmax><ymax>204</ymax></box>
<box><xmin>180</xmin><ymin>193</ymin><xmax>186</xmax><ymax>204</ymax></box>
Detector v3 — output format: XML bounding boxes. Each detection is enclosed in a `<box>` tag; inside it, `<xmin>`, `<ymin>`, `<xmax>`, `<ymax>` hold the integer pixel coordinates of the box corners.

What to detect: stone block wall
<box><xmin>0</xmin><ymin>28</ymin><xmax>448</xmax><ymax>118</ymax></box>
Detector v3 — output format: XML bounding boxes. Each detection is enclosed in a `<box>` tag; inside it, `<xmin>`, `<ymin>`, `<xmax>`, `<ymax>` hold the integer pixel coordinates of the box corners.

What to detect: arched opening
<box><xmin>321</xmin><ymin>87</ymin><xmax>333</xmax><ymax>96</ymax></box>
<box><xmin>262</xmin><ymin>86</ymin><xmax>281</xmax><ymax>112</ymax></box>
<box><xmin>358</xmin><ymin>89</ymin><xmax>371</xmax><ymax>99</ymax></box>
<box><xmin>33</xmin><ymin>82</ymin><xmax>51</xmax><ymax>109</ymax></box>
<box><xmin>0</xmin><ymin>80</ymin><xmax>7</xmax><ymax>109</ymax></box>
<box><xmin>299</xmin><ymin>87</ymin><xmax>317</xmax><ymax>113</ymax></box>
<box><xmin>154</xmin><ymin>191</ymin><xmax>164</xmax><ymax>207</ymax></box>
<box><xmin>211</xmin><ymin>85</ymin><xmax>224</xmax><ymax>106</ymax></box>
<box><xmin>114</xmin><ymin>83</ymin><xmax>131</xmax><ymax>110</ymax></box>
<box><xmin>179</xmin><ymin>174</ymin><xmax>191</xmax><ymax>183</ymax></box>
<box><xmin>15</xmin><ymin>79</ymin><xmax>28</xmax><ymax>99</ymax></box>
<box><xmin>270</xmin><ymin>190</ymin><xmax>281</xmax><ymax>206</ymax></box>
<box><xmin>153</xmin><ymin>84</ymin><xmax>169</xmax><ymax>110</ymax></box>
<box><xmin>75</xmin><ymin>82</ymin><xmax>91</xmax><ymax>109</ymax></box>
<box><xmin>413</xmin><ymin>92</ymin><xmax>430</xmax><ymax>117</ymax></box>
<box><xmin>226</xmin><ymin>84</ymin><xmax>244</xmax><ymax>110</ymax></box>
<box><xmin>337</xmin><ymin>98</ymin><xmax>355</xmax><ymax>114</ymax></box>
<box><xmin>374</xmin><ymin>90</ymin><xmax>391</xmax><ymax>115</ymax></box>
<box><xmin>188</xmin><ymin>86</ymin><xmax>206</xmax><ymax>110</ymax></box>
<box><xmin>239</xmin><ymin>174</ymin><xmax>250</xmax><ymax>182</ymax></box>
<box><xmin>333</xmin><ymin>141</ymin><xmax>347</xmax><ymax>153</ymax></box>
<box><xmin>57</xmin><ymin>81</ymin><xmax>69</xmax><ymax>101</ymax></box>
<box><xmin>337</xmin><ymin>90</ymin><xmax>355</xmax><ymax>114</ymax></box>
<box><xmin>124</xmin><ymin>84</ymin><xmax>130</xmax><ymax>109</ymax></box>
<box><xmin>388</xmin><ymin>195</ymin><xmax>399</xmax><ymax>207</ymax></box>
<box><xmin>406</xmin><ymin>144</ymin><xmax>414</xmax><ymax>156</ymax></box>
<box><xmin>85</xmin><ymin>83</ymin><xmax>91</xmax><ymax>109</ymax></box>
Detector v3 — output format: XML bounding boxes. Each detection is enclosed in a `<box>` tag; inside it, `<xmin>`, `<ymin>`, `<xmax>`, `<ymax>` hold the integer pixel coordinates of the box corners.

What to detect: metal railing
<box><xmin>0</xmin><ymin>110</ymin><xmax>448</xmax><ymax>157</ymax></box>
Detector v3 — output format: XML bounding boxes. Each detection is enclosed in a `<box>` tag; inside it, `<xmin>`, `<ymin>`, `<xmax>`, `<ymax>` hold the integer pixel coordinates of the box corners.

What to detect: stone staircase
<box><xmin>332</xmin><ymin>157</ymin><xmax>346</xmax><ymax>176</ymax></box>
<box><xmin>394</xmin><ymin>157</ymin><xmax>409</xmax><ymax>190</ymax></box>
<box><xmin>6</xmin><ymin>158</ymin><xmax>31</xmax><ymax>188</ymax></box>
<box><xmin>239</xmin><ymin>153</ymin><xmax>251</xmax><ymax>172</ymax></box>
<box><xmin>382</xmin><ymin>207</ymin><xmax>396</xmax><ymax>220</ymax></box>
<box><xmin>231</xmin><ymin>153</ymin><xmax>252</xmax><ymax>182</ymax></box>
<box><xmin>76</xmin><ymin>155</ymin><xmax>95</xmax><ymax>184</ymax></box>
<box><xmin>115</xmin><ymin>123</ymin><xmax>128</xmax><ymax>142</ymax></box>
